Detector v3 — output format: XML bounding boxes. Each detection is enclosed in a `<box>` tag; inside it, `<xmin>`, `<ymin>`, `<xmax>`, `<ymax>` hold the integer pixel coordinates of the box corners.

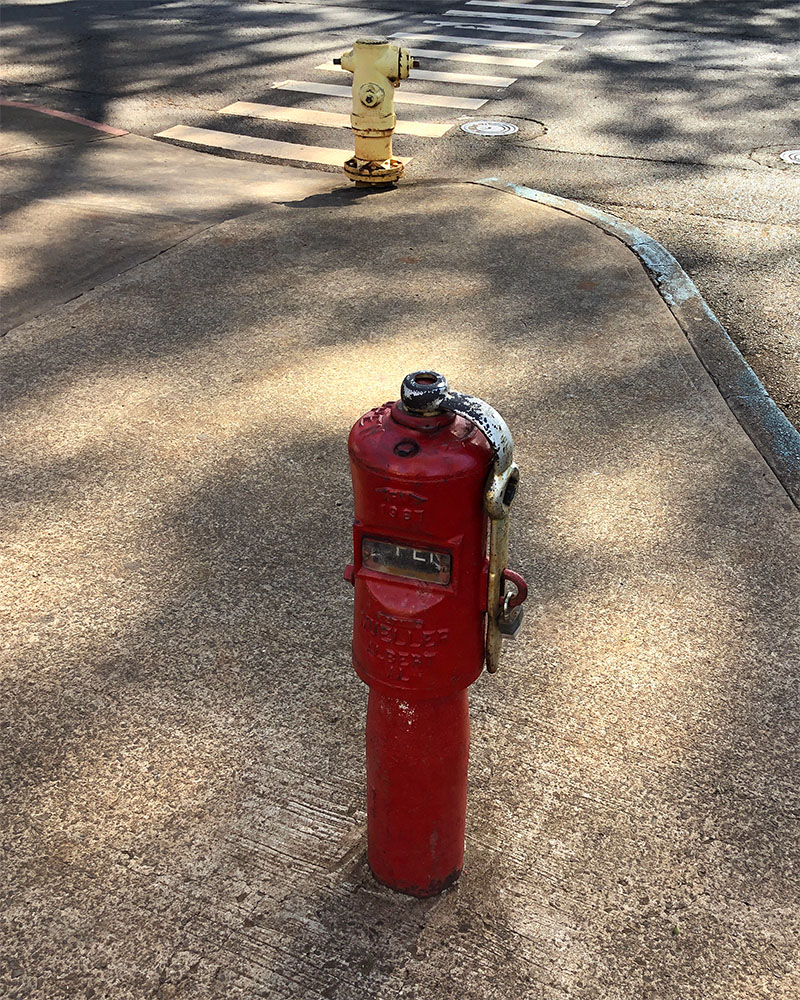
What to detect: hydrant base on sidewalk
<box><xmin>2</xmin><ymin>181</ymin><xmax>798</xmax><ymax>1000</ymax></box>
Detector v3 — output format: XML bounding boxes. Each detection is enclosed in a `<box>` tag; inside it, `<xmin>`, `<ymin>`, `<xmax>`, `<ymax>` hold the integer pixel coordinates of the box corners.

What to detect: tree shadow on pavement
<box><xmin>2</xmin><ymin>183</ymin><xmax>798</xmax><ymax>998</ymax></box>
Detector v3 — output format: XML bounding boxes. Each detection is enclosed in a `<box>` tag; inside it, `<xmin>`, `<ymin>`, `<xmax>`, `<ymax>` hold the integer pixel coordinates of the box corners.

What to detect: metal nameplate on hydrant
<box><xmin>334</xmin><ymin>37</ymin><xmax>417</xmax><ymax>186</ymax></box>
<box><xmin>344</xmin><ymin>371</ymin><xmax>528</xmax><ymax>897</ymax></box>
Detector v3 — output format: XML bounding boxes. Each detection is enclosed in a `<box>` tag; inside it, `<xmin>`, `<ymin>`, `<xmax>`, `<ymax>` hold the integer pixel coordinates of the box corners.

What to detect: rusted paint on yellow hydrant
<box><xmin>335</xmin><ymin>37</ymin><xmax>416</xmax><ymax>186</ymax></box>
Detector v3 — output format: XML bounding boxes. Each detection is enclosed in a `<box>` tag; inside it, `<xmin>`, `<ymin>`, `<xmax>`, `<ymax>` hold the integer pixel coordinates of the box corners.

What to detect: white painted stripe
<box><xmin>273</xmin><ymin>79</ymin><xmax>488</xmax><ymax>110</ymax></box>
<box><xmin>393</xmin><ymin>31</ymin><xmax>565</xmax><ymax>51</ymax></box>
<box><xmin>422</xmin><ymin>18</ymin><xmax>582</xmax><ymax>37</ymax></box>
<box><xmin>219</xmin><ymin>101</ymin><xmax>453</xmax><ymax>138</ymax></box>
<box><xmin>467</xmin><ymin>0</ymin><xmax>616</xmax><ymax>11</ymax></box>
<box><xmin>154</xmin><ymin>125</ymin><xmax>395</xmax><ymax>168</ymax></box>
<box><xmin>445</xmin><ymin>7</ymin><xmax>601</xmax><ymax>24</ymax></box>
<box><xmin>317</xmin><ymin>61</ymin><xmax>516</xmax><ymax>88</ymax></box>
<box><xmin>406</xmin><ymin>46</ymin><xmax>545</xmax><ymax>68</ymax></box>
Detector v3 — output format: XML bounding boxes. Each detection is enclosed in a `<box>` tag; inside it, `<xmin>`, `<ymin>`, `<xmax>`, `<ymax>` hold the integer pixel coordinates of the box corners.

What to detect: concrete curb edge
<box><xmin>477</xmin><ymin>177</ymin><xmax>800</xmax><ymax>510</ymax></box>
<box><xmin>0</xmin><ymin>99</ymin><xmax>129</xmax><ymax>136</ymax></box>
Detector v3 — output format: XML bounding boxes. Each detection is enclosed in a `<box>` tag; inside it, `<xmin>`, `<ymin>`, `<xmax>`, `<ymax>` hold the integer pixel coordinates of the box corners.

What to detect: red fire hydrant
<box><xmin>345</xmin><ymin>371</ymin><xmax>527</xmax><ymax>896</ymax></box>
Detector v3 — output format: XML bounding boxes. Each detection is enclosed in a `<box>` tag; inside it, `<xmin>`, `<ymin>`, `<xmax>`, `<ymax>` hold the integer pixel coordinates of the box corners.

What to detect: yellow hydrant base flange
<box><xmin>344</xmin><ymin>156</ymin><xmax>404</xmax><ymax>185</ymax></box>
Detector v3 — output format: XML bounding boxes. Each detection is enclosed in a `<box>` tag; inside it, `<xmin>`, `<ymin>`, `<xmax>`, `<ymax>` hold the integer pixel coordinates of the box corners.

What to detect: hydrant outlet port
<box><xmin>360</xmin><ymin>83</ymin><xmax>385</xmax><ymax>108</ymax></box>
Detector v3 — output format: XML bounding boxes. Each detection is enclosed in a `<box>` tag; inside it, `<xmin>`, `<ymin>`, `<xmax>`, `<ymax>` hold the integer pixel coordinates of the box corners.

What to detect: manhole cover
<box><xmin>460</xmin><ymin>120</ymin><xmax>519</xmax><ymax>137</ymax></box>
<box><xmin>748</xmin><ymin>145</ymin><xmax>800</xmax><ymax>169</ymax></box>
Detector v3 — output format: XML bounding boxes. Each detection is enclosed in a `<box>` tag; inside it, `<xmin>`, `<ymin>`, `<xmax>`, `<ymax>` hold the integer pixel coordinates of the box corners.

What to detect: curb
<box><xmin>0</xmin><ymin>99</ymin><xmax>128</xmax><ymax>136</ymax></box>
<box><xmin>477</xmin><ymin>177</ymin><xmax>800</xmax><ymax>511</ymax></box>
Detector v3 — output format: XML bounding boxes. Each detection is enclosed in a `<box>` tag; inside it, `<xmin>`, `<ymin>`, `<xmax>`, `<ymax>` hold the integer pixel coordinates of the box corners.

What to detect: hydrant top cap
<box><xmin>356</xmin><ymin>36</ymin><xmax>389</xmax><ymax>45</ymax></box>
<box><xmin>401</xmin><ymin>371</ymin><xmax>449</xmax><ymax>415</ymax></box>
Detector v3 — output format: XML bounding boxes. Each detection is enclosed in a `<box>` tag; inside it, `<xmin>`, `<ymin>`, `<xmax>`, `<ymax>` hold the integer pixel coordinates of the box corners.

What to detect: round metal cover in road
<box><xmin>460</xmin><ymin>120</ymin><xmax>519</xmax><ymax>137</ymax></box>
<box><xmin>779</xmin><ymin>149</ymin><xmax>800</xmax><ymax>164</ymax></box>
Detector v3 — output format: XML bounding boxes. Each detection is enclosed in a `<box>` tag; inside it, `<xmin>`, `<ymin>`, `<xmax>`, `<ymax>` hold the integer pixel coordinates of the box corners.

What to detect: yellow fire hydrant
<box><xmin>335</xmin><ymin>37</ymin><xmax>417</xmax><ymax>185</ymax></box>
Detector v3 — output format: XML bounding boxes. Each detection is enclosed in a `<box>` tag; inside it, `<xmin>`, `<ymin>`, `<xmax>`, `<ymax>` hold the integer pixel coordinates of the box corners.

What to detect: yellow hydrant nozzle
<box><xmin>337</xmin><ymin>36</ymin><xmax>417</xmax><ymax>186</ymax></box>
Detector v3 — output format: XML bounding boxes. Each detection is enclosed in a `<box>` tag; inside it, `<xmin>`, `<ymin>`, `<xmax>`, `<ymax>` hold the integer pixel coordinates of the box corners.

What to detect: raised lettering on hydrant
<box><xmin>335</xmin><ymin>36</ymin><xmax>416</xmax><ymax>185</ymax></box>
<box><xmin>345</xmin><ymin>372</ymin><xmax>528</xmax><ymax>896</ymax></box>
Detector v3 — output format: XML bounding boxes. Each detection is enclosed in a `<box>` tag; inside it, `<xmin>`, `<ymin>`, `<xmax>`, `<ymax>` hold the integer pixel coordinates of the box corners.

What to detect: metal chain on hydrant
<box><xmin>400</xmin><ymin>371</ymin><xmax>524</xmax><ymax>673</ymax></box>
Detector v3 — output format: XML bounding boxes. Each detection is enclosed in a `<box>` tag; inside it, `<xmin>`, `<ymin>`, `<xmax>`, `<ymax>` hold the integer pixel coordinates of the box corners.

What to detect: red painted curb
<box><xmin>0</xmin><ymin>99</ymin><xmax>128</xmax><ymax>136</ymax></box>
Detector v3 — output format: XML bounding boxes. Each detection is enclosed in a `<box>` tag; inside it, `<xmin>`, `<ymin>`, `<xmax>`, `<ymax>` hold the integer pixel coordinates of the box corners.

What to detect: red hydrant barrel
<box><xmin>346</xmin><ymin>387</ymin><xmax>493</xmax><ymax>897</ymax></box>
<box><xmin>367</xmin><ymin>688</ymin><xmax>469</xmax><ymax>894</ymax></box>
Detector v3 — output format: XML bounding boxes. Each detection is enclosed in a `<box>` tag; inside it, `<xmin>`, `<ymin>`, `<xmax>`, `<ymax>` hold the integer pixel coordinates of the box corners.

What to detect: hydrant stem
<box><xmin>366</xmin><ymin>688</ymin><xmax>469</xmax><ymax>896</ymax></box>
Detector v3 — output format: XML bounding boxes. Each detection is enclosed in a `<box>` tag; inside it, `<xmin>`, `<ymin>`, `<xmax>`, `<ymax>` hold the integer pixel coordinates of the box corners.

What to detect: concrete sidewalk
<box><xmin>0</xmin><ymin>103</ymin><xmax>341</xmax><ymax>333</ymax></box>
<box><xmin>2</xmin><ymin>131</ymin><xmax>799</xmax><ymax>1000</ymax></box>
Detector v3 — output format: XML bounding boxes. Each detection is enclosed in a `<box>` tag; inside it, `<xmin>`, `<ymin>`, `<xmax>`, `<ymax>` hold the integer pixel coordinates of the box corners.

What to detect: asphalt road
<box><xmin>2</xmin><ymin>0</ymin><xmax>798</xmax><ymax>429</ymax></box>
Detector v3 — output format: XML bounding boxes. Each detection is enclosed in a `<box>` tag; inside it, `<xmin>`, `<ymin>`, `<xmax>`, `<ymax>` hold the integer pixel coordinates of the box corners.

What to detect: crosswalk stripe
<box><xmin>393</xmin><ymin>32</ymin><xmax>565</xmax><ymax>51</ymax></box>
<box><xmin>317</xmin><ymin>61</ymin><xmax>516</xmax><ymax>88</ymax></box>
<box><xmin>445</xmin><ymin>7</ymin><xmax>601</xmax><ymax>24</ymax></box>
<box><xmin>422</xmin><ymin>18</ymin><xmax>582</xmax><ymax>37</ymax></box>
<box><xmin>406</xmin><ymin>46</ymin><xmax>546</xmax><ymax>68</ymax></box>
<box><xmin>466</xmin><ymin>0</ymin><xmax>616</xmax><ymax>10</ymax></box>
<box><xmin>154</xmin><ymin>125</ymin><xmax>390</xmax><ymax>168</ymax></box>
<box><xmin>219</xmin><ymin>101</ymin><xmax>453</xmax><ymax>138</ymax></box>
<box><xmin>273</xmin><ymin>79</ymin><xmax>488</xmax><ymax>111</ymax></box>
